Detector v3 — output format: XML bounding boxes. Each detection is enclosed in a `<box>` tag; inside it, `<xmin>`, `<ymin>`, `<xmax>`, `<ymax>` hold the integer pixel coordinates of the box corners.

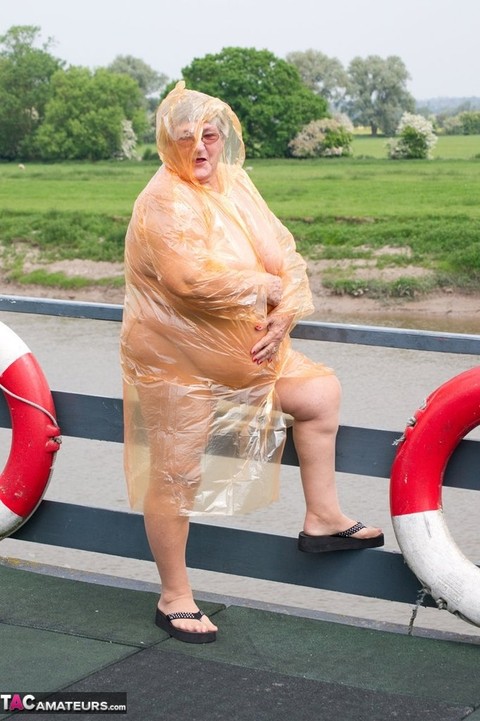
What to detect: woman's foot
<box><xmin>299</xmin><ymin>515</ymin><xmax>384</xmax><ymax>553</ymax></box>
<box><xmin>157</xmin><ymin>595</ymin><xmax>218</xmax><ymax>636</ymax></box>
<box><xmin>303</xmin><ymin>513</ymin><xmax>382</xmax><ymax>540</ymax></box>
<box><xmin>155</xmin><ymin>607</ymin><xmax>217</xmax><ymax>644</ymax></box>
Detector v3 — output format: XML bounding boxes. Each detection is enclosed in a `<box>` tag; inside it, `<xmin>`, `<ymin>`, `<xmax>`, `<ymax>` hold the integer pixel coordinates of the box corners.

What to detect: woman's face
<box><xmin>176</xmin><ymin>122</ymin><xmax>224</xmax><ymax>187</ymax></box>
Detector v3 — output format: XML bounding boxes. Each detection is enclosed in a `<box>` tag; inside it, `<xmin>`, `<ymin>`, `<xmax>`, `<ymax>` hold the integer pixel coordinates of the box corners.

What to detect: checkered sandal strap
<box><xmin>334</xmin><ymin>522</ymin><xmax>366</xmax><ymax>538</ymax></box>
<box><xmin>166</xmin><ymin>610</ymin><xmax>205</xmax><ymax>622</ymax></box>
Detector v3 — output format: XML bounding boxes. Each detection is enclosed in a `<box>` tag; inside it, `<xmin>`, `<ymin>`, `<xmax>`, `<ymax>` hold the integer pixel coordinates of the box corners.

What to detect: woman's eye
<box><xmin>202</xmin><ymin>133</ymin><xmax>220</xmax><ymax>144</ymax></box>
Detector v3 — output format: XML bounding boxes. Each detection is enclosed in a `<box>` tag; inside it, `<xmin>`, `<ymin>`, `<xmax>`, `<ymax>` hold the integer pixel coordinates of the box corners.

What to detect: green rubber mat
<box><xmin>9</xmin><ymin>646</ymin><xmax>471</xmax><ymax>721</ymax></box>
<box><xmin>171</xmin><ymin>605</ymin><xmax>480</xmax><ymax>707</ymax></box>
<box><xmin>0</xmin><ymin>561</ymin><xmax>224</xmax><ymax>646</ymax></box>
<box><xmin>0</xmin><ymin>623</ymin><xmax>135</xmax><ymax>720</ymax></box>
<box><xmin>1</xmin><ymin>563</ymin><xmax>478</xmax><ymax>720</ymax></box>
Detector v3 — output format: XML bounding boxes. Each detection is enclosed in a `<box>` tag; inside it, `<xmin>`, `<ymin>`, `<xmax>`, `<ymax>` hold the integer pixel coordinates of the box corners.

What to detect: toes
<box><xmin>356</xmin><ymin>526</ymin><xmax>382</xmax><ymax>539</ymax></box>
<box><xmin>198</xmin><ymin>616</ymin><xmax>218</xmax><ymax>633</ymax></box>
<box><xmin>172</xmin><ymin>616</ymin><xmax>217</xmax><ymax>634</ymax></box>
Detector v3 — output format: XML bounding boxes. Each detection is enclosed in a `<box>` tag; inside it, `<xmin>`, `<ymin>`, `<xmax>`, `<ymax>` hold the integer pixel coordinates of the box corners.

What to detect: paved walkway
<box><xmin>0</xmin><ymin>560</ymin><xmax>479</xmax><ymax>720</ymax></box>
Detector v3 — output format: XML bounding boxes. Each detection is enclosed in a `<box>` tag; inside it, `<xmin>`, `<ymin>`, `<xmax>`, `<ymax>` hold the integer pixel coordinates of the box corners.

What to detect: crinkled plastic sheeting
<box><xmin>120</xmin><ymin>82</ymin><xmax>333</xmax><ymax>516</ymax></box>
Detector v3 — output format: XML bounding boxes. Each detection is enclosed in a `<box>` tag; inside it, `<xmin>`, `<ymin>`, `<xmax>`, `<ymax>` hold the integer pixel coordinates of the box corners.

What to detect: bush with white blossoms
<box><xmin>388</xmin><ymin>112</ymin><xmax>437</xmax><ymax>160</ymax></box>
<box><xmin>115</xmin><ymin>119</ymin><xmax>139</xmax><ymax>160</ymax></box>
<box><xmin>289</xmin><ymin>115</ymin><xmax>354</xmax><ymax>158</ymax></box>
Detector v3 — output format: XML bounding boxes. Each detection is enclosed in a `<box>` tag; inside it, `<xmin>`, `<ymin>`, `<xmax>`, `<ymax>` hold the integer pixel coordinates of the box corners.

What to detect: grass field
<box><xmin>0</xmin><ymin>135</ymin><xmax>479</xmax><ymax>296</ymax></box>
<box><xmin>351</xmin><ymin>133</ymin><xmax>480</xmax><ymax>160</ymax></box>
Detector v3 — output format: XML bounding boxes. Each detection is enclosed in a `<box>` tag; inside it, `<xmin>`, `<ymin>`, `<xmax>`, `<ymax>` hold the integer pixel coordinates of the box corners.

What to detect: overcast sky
<box><xmin>2</xmin><ymin>0</ymin><xmax>479</xmax><ymax>100</ymax></box>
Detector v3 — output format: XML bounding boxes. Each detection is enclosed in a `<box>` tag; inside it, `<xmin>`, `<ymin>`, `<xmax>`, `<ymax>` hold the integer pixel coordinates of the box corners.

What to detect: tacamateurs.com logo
<box><xmin>0</xmin><ymin>692</ymin><xmax>127</xmax><ymax>714</ymax></box>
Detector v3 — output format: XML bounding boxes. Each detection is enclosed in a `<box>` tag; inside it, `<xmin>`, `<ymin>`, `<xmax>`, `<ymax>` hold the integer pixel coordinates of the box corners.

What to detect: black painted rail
<box><xmin>1</xmin><ymin>294</ymin><xmax>480</xmax><ymax>608</ymax></box>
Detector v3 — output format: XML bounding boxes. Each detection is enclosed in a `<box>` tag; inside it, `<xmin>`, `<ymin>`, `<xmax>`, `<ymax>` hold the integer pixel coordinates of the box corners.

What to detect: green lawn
<box><xmin>0</xmin><ymin>163</ymin><xmax>151</xmax><ymax>215</ymax></box>
<box><xmin>2</xmin><ymin>155</ymin><xmax>479</xmax><ymax>220</ymax></box>
<box><xmin>0</xmin><ymin>136</ymin><xmax>479</xmax><ymax>296</ymax></box>
<box><xmin>247</xmin><ymin>157</ymin><xmax>480</xmax><ymax>219</ymax></box>
<box><xmin>352</xmin><ymin>133</ymin><xmax>480</xmax><ymax>160</ymax></box>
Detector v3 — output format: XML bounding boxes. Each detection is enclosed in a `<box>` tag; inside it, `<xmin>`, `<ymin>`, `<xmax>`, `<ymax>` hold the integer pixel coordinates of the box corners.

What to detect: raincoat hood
<box><xmin>156</xmin><ymin>81</ymin><xmax>245</xmax><ymax>191</ymax></box>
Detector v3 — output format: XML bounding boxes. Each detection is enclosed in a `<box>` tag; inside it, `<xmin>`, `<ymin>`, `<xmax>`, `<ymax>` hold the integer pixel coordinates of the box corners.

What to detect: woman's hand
<box><xmin>251</xmin><ymin>313</ymin><xmax>293</xmax><ymax>365</ymax></box>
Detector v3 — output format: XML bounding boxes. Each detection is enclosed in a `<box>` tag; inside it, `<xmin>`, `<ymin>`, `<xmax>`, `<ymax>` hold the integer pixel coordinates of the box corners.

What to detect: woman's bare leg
<box><xmin>143</xmin><ymin>499</ymin><xmax>218</xmax><ymax>635</ymax></box>
<box><xmin>275</xmin><ymin>374</ymin><xmax>382</xmax><ymax>538</ymax></box>
<box><xmin>139</xmin><ymin>386</ymin><xmax>217</xmax><ymax>635</ymax></box>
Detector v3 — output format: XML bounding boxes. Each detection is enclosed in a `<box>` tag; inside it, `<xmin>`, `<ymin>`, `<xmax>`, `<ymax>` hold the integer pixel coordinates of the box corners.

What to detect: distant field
<box><xmin>352</xmin><ymin>133</ymin><xmax>480</xmax><ymax>160</ymax></box>
<box><xmin>248</xmin><ymin>158</ymin><xmax>480</xmax><ymax>219</ymax></box>
<box><xmin>0</xmin><ymin>163</ymin><xmax>150</xmax><ymax>215</ymax></box>
<box><xmin>0</xmin><ymin>145</ymin><xmax>479</xmax><ymax>296</ymax></box>
<box><xmin>1</xmin><ymin>152</ymin><xmax>479</xmax><ymax>219</ymax></box>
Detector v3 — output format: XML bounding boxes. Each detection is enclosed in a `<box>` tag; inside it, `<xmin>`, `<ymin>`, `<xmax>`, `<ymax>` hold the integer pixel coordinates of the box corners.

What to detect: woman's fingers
<box><xmin>251</xmin><ymin>331</ymin><xmax>282</xmax><ymax>364</ymax></box>
<box><xmin>251</xmin><ymin>314</ymin><xmax>292</xmax><ymax>364</ymax></box>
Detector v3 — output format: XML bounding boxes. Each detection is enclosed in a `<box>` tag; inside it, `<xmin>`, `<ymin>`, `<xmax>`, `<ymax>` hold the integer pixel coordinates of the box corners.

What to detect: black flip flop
<box><xmin>298</xmin><ymin>522</ymin><xmax>384</xmax><ymax>553</ymax></box>
<box><xmin>155</xmin><ymin>608</ymin><xmax>217</xmax><ymax>644</ymax></box>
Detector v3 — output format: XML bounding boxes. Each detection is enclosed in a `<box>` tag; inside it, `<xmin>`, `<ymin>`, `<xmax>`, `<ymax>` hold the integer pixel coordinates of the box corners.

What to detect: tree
<box><xmin>286</xmin><ymin>49</ymin><xmax>348</xmax><ymax>109</ymax></box>
<box><xmin>180</xmin><ymin>47</ymin><xmax>328</xmax><ymax>157</ymax></box>
<box><xmin>344</xmin><ymin>55</ymin><xmax>415</xmax><ymax>136</ymax></box>
<box><xmin>107</xmin><ymin>54</ymin><xmax>168</xmax><ymax>99</ymax></box>
<box><xmin>0</xmin><ymin>25</ymin><xmax>63</xmax><ymax>159</ymax></box>
<box><xmin>34</xmin><ymin>67</ymin><xmax>148</xmax><ymax>160</ymax></box>
<box><xmin>108</xmin><ymin>55</ymin><xmax>169</xmax><ymax>143</ymax></box>
<box><xmin>458</xmin><ymin>111</ymin><xmax>480</xmax><ymax>135</ymax></box>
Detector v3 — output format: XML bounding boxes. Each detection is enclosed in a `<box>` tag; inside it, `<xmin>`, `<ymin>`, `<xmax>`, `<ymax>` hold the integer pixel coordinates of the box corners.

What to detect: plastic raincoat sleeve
<box><xmin>233</xmin><ymin>169</ymin><xmax>315</xmax><ymax>326</ymax></box>
<box><xmin>140</xmin><ymin>189</ymin><xmax>272</xmax><ymax>320</ymax></box>
<box><xmin>267</xmin><ymin>215</ymin><xmax>315</xmax><ymax>324</ymax></box>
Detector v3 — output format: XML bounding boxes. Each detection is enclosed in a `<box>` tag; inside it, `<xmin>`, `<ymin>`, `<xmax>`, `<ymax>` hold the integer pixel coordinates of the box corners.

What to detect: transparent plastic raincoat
<box><xmin>120</xmin><ymin>82</ymin><xmax>333</xmax><ymax>516</ymax></box>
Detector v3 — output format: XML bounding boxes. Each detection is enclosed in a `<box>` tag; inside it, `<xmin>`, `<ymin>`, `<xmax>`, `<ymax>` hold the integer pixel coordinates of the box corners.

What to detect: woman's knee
<box><xmin>277</xmin><ymin>373</ymin><xmax>341</xmax><ymax>421</ymax></box>
<box><xmin>309</xmin><ymin>375</ymin><xmax>341</xmax><ymax>426</ymax></box>
<box><xmin>323</xmin><ymin>373</ymin><xmax>342</xmax><ymax>407</ymax></box>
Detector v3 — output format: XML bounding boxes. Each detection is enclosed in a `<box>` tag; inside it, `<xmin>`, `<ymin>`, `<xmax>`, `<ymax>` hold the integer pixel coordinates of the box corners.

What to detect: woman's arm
<box><xmin>235</xmin><ymin>169</ymin><xmax>315</xmax><ymax>325</ymax></box>
<box><xmin>140</xmin><ymin>195</ymin><xmax>277</xmax><ymax>320</ymax></box>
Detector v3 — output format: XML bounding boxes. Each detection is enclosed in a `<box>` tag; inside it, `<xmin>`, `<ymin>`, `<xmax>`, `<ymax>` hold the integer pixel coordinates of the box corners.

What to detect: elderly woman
<box><xmin>120</xmin><ymin>82</ymin><xmax>383</xmax><ymax>645</ymax></box>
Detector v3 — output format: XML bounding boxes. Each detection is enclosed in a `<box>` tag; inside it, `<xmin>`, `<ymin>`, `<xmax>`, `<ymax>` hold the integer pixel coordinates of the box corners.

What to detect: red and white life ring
<box><xmin>0</xmin><ymin>321</ymin><xmax>61</xmax><ymax>539</ymax></box>
<box><xmin>390</xmin><ymin>366</ymin><xmax>480</xmax><ymax>626</ymax></box>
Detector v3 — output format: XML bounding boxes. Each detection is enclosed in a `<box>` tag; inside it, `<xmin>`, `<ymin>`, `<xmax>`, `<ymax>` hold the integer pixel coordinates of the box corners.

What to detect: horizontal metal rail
<box><xmin>1</xmin><ymin>394</ymin><xmax>479</xmax><ymax>491</ymax></box>
<box><xmin>2</xmin><ymin>293</ymin><xmax>480</xmax><ymax>354</ymax></box>
<box><xmin>1</xmin><ymin>294</ymin><xmax>480</xmax><ymax>607</ymax></box>
<box><xmin>12</xmin><ymin>499</ymin><xmax>429</xmax><ymax>606</ymax></box>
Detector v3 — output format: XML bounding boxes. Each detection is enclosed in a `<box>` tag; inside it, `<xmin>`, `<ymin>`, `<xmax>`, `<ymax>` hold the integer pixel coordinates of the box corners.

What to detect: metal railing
<box><xmin>1</xmin><ymin>293</ymin><xmax>480</xmax><ymax>608</ymax></box>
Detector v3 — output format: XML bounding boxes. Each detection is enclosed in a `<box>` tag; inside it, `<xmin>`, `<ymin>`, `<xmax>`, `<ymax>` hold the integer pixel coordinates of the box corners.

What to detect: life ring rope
<box><xmin>0</xmin><ymin>380</ymin><xmax>61</xmax><ymax>433</ymax></box>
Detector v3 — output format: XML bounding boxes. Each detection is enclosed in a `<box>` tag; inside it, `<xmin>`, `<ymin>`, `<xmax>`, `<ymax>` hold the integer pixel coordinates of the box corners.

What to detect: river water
<box><xmin>1</xmin><ymin>308</ymin><xmax>480</xmax><ymax>638</ymax></box>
